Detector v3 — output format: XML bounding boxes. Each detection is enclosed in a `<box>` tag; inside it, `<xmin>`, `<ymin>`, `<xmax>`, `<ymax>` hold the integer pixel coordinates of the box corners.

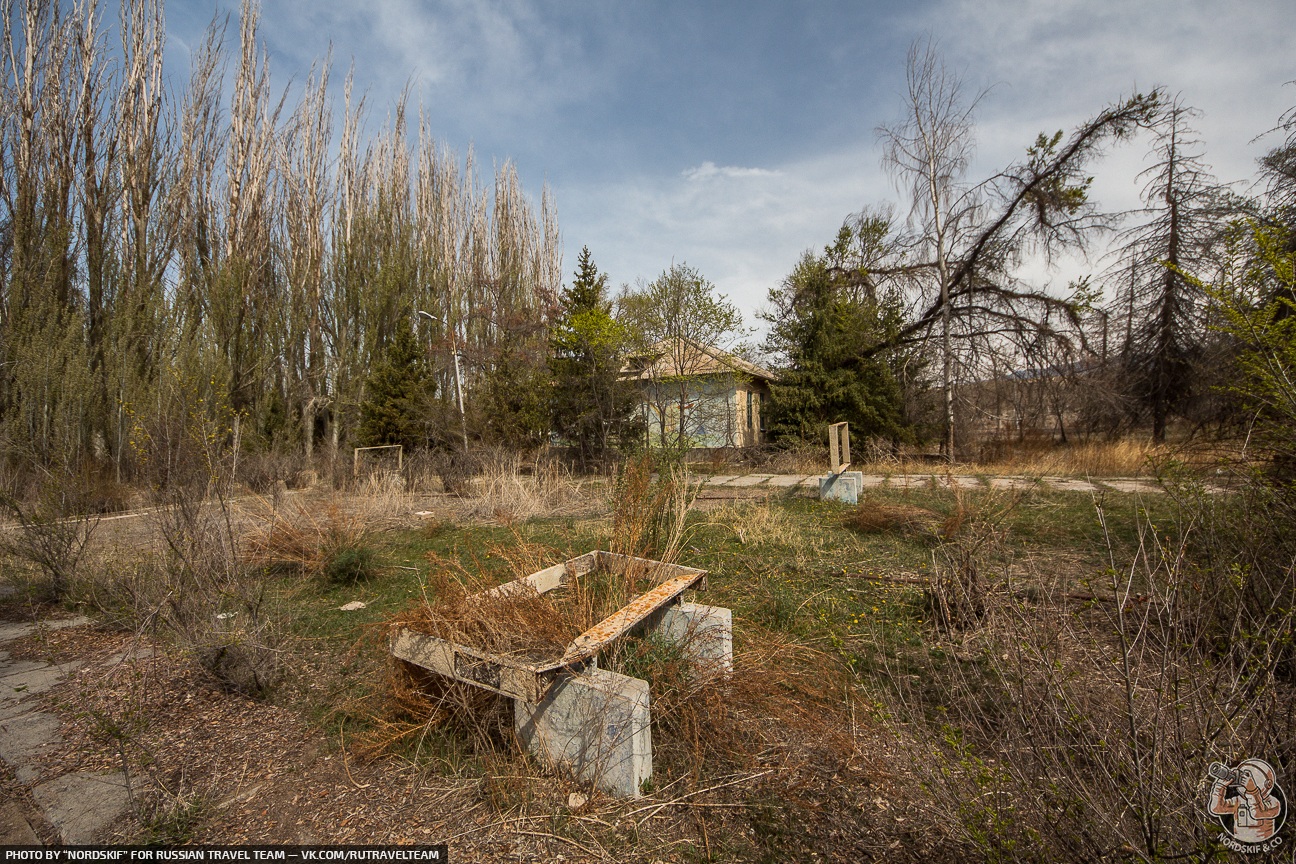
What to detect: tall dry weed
<box><xmin>611</xmin><ymin>452</ymin><xmax>692</xmax><ymax>562</ymax></box>
<box><xmin>462</xmin><ymin>451</ymin><xmax>603</xmax><ymax>524</ymax></box>
<box><xmin>877</xmin><ymin>491</ymin><xmax>1296</xmax><ymax>860</ymax></box>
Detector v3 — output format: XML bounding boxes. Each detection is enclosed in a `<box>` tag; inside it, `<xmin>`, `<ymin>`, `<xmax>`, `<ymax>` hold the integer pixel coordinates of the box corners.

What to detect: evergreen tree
<box><xmin>358</xmin><ymin>322</ymin><xmax>434</xmax><ymax>449</ymax></box>
<box><xmin>550</xmin><ymin>247</ymin><xmax>638</xmax><ymax>466</ymax></box>
<box><xmin>482</xmin><ymin>338</ymin><xmax>552</xmax><ymax>450</ymax></box>
<box><xmin>1108</xmin><ymin>101</ymin><xmax>1233</xmax><ymax>441</ymax></box>
<box><xmin>762</xmin><ymin>220</ymin><xmax>915</xmax><ymax>446</ymax></box>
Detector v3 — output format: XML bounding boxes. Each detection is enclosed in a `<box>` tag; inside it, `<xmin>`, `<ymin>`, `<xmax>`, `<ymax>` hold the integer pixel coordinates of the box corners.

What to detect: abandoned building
<box><xmin>622</xmin><ymin>337</ymin><xmax>778</xmax><ymax>450</ymax></box>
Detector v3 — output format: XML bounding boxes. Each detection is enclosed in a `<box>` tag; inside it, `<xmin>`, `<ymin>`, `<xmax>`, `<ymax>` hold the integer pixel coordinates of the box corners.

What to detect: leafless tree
<box><xmin>877</xmin><ymin>39</ymin><xmax>985</xmax><ymax>461</ymax></box>
<box><xmin>867</xmin><ymin>39</ymin><xmax>1160</xmax><ymax>458</ymax></box>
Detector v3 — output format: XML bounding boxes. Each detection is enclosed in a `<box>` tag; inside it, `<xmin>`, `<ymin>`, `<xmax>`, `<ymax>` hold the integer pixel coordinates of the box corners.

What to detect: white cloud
<box><xmin>682</xmin><ymin>161</ymin><xmax>782</xmax><ymax>181</ymax></box>
<box><xmin>164</xmin><ymin>0</ymin><xmax>1296</xmax><ymax>339</ymax></box>
<box><xmin>558</xmin><ymin>145</ymin><xmax>892</xmax><ymax>333</ymax></box>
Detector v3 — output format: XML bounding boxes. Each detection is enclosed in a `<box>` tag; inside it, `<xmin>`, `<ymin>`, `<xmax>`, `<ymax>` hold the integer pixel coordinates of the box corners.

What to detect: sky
<box><xmin>163</xmin><ymin>0</ymin><xmax>1296</xmax><ymax>337</ymax></box>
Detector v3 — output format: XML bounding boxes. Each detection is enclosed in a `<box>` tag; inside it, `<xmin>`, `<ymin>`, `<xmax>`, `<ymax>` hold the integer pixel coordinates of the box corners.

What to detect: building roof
<box><xmin>622</xmin><ymin>337</ymin><xmax>779</xmax><ymax>383</ymax></box>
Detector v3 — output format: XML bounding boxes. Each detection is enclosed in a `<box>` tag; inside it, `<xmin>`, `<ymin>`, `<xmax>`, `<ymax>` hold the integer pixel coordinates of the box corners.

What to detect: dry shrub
<box><xmin>401</xmin><ymin>448</ymin><xmax>444</xmax><ymax>493</ymax></box>
<box><xmin>0</xmin><ymin>485</ymin><xmax>101</xmax><ymax>601</ymax></box>
<box><xmin>363</xmin><ymin>655</ymin><xmax>516</xmax><ymax>760</ymax></box>
<box><xmin>761</xmin><ymin>443</ymin><xmax>826</xmax><ymax>475</ymax></box>
<box><xmin>843</xmin><ymin>499</ymin><xmax>944</xmax><ymax>537</ymax></box>
<box><xmin>611</xmin><ymin>452</ymin><xmax>691</xmax><ymax>561</ymax></box>
<box><xmin>922</xmin><ymin>487</ymin><xmax>1019</xmax><ymax>631</ymax></box>
<box><xmin>430</xmin><ymin>449</ymin><xmax>480</xmax><ymax>497</ymax></box>
<box><xmin>86</xmin><ymin>486</ymin><xmax>297</xmax><ymax>699</ymax></box>
<box><xmin>880</xmin><ymin>494</ymin><xmax>1296</xmax><ymax>861</ymax></box>
<box><xmin>240</xmin><ymin>497</ymin><xmax>380</xmax><ymax>580</ymax></box>
<box><xmin>236</xmin><ymin>450</ymin><xmax>306</xmax><ymax>493</ymax></box>
<box><xmin>975</xmin><ymin>428</ymin><xmax>1057</xmax><ymax>466</ymax></box>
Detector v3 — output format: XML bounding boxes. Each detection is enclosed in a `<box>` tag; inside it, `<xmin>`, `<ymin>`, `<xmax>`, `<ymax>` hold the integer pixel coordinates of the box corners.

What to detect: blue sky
<box><xmin>164</xmin><ymin>0</ymin><xmax>1296</xmax><ymax>332</ymax></box>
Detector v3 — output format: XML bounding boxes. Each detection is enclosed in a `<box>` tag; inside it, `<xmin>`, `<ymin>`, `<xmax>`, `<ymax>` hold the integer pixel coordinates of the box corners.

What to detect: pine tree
<box><xmin>358</xmin><ymin>323</ymin><xmax>434</xmax><ymax>449</ymax></box>
<box><xmin>549</xmin><ymin>247</ymin><xmax>637</xmax><ymax>466</ymax></box>
<box><xmin>762</xmin><ymin>221</ymin><xmax>914</xmax><ymax>446</ymax></box>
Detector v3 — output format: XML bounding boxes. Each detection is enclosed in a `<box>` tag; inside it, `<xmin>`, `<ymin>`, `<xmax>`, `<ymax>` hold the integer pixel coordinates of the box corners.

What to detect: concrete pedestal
<box><xmin>820</xmin><ymin>471</ymin><xmax>863</xmax><ymax>504</ymax></box>
<box><xmin>646</xmin><ymin>602</ymin><xmax>733</xmax><ymax>677</ymax></box>
<box><xmin>515</xmin><ymin>669</ymin><xmax>652</xmax><ymax>799</ymax></box>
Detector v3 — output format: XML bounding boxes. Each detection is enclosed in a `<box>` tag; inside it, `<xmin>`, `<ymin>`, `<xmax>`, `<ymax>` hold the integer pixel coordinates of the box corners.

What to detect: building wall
<box><xmin>640</xmin><ymin>375</ymin><xmax>771</xmax><ymax>449</ymax></box>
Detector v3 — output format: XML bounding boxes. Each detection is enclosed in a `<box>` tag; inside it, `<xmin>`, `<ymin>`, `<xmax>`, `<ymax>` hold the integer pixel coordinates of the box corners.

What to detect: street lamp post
<box><xmin>417</xmin><ymin>310</ymin><xmax>468</xmax><ymax>451</ymax></box>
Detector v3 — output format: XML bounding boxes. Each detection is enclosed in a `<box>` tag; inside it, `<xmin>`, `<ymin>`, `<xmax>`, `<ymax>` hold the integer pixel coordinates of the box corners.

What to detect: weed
<box><xmin>611</xmin><ymin>451</ymin><xmax>691</xmax><ymax>562</ymax></box>
<box><xmin>323</xmin><ymin>545</ymin><xmax>379</xmax><ymax>584</ymax></box>
<box><xmin>0</xmin><ymin>484</ymin><xmax>100</xmax><ymax>601</ymax></box>
<box><xmin>754</xmin><ymin>583</ymin><xmax>798</xmax><ymax>632</ymax></box>
<box><xmin>136</xmin><ymin>792</ymin><xmax>210</xmax><ymax>846</ymax></box>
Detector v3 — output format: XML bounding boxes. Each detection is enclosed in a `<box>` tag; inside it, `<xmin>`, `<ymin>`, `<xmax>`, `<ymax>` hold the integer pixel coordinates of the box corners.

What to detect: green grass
<box><xmin>31</xmin><ymin>472</ymin><xmax>1211</xmax><ymax>856</ymax></box>
<box><xmin>255</xmin><ymin>482</ymin><xmax>1183</xmax><ymax>767</ymax></box>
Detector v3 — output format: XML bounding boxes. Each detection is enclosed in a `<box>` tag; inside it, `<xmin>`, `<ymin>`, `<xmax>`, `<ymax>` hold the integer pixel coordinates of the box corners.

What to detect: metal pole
<box><xmin>417</xmin><ymin>310</ymin><xmax>469</xmax><ymax>451</ymax></box>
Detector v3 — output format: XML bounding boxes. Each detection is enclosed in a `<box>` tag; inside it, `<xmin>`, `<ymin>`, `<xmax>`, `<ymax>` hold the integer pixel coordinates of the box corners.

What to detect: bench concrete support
<box><xmin>514</xmin><ymin>669</ymin><xmax>652</xmax><ymax>799</ymax></box>
<box><xmin>820</xmin><ymin>470</ymin><xmax>863</xmax><ymax>504</ymax></box>
<box><xmin>646</xmin><ymin>602</ymin><xmax>733</xmax><ymax>677</ymax></box>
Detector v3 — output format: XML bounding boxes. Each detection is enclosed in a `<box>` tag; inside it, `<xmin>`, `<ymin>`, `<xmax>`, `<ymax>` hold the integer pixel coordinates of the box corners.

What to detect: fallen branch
<box><xmin>516</xmin><ymin>830</ymin><xmax>607</xmax><ymax>860</ymax></box>
<box><xmin>629</xmin><ymin>770</ymin><xmax>774</xmax><ymax>826</ymax></box>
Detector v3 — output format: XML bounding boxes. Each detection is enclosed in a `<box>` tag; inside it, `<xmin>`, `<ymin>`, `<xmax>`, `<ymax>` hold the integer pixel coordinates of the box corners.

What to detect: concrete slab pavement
<box><xmin>0</xmin><ymin>615</ymin><xmax>132</xmax><ymax>843</ymax></box>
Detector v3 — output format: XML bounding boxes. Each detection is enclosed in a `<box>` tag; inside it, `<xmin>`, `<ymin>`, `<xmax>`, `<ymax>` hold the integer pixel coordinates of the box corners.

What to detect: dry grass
<box><xmin>839</xmin><ymin>440</ymin><xmax>1176</xmax><ymax>479</ymax></box>
<box><xmin>975</xmin><ymin>436</ymin><xmax>1166</xmax><ymax>476</ymax></box>
<box><xmin>393</xmin><ymin>551</ymin><xmax>684</xmax><ymax>665</ymax></box>
<box><xmin>462</xmin><ymin>452</ymin><xmax>606</xmax><ymax>524</ymax></box>
<box><xmin>706</xmin><ymin>497</ymin><xmax>802</xmax><ymax>546</ymax></box>
<box><xmin>394</xmin><ymin>566</ymin><xmax>576</xmax><ymax>660</ymax></box>
<box><xmin>240</xmin><ymin>494</ymin><xmax>391</xmax><ymax>577</ymax></box>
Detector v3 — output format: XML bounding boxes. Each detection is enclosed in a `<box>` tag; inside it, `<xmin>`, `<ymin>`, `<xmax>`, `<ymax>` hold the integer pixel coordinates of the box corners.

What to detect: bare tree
<box><xmin>279</xmin><ymin>52</ymin><xmax>332</xmax><ymax>458</ymax></box>
<box><xmin>868</xmin><ymin>39</ymin><xmax>1160</xmax><ymax>459</ymax></box>
<box><xmin>877</xmin><ymin>39</ymin><xmax>985</xmax><ymax>461</ymax></box>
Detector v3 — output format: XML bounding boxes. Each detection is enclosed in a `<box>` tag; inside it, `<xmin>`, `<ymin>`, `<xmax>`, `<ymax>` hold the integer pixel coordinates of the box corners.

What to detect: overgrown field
<box><xmin>2</xmin><ymin>459</ymin><xmax>1293</xmax><ymax>862</ymax></box>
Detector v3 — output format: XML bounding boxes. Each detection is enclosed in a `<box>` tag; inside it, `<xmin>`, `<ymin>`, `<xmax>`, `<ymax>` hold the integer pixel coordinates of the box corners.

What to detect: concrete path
<box><xmin>693</xmin><ymin>473</ymin><xmax>1227</xmax><ymax>494</ymax></box>
<box><xmin>0</xmin><ymin>615</ymin><xmax>133</xmax><ymax>844</ymax></box>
